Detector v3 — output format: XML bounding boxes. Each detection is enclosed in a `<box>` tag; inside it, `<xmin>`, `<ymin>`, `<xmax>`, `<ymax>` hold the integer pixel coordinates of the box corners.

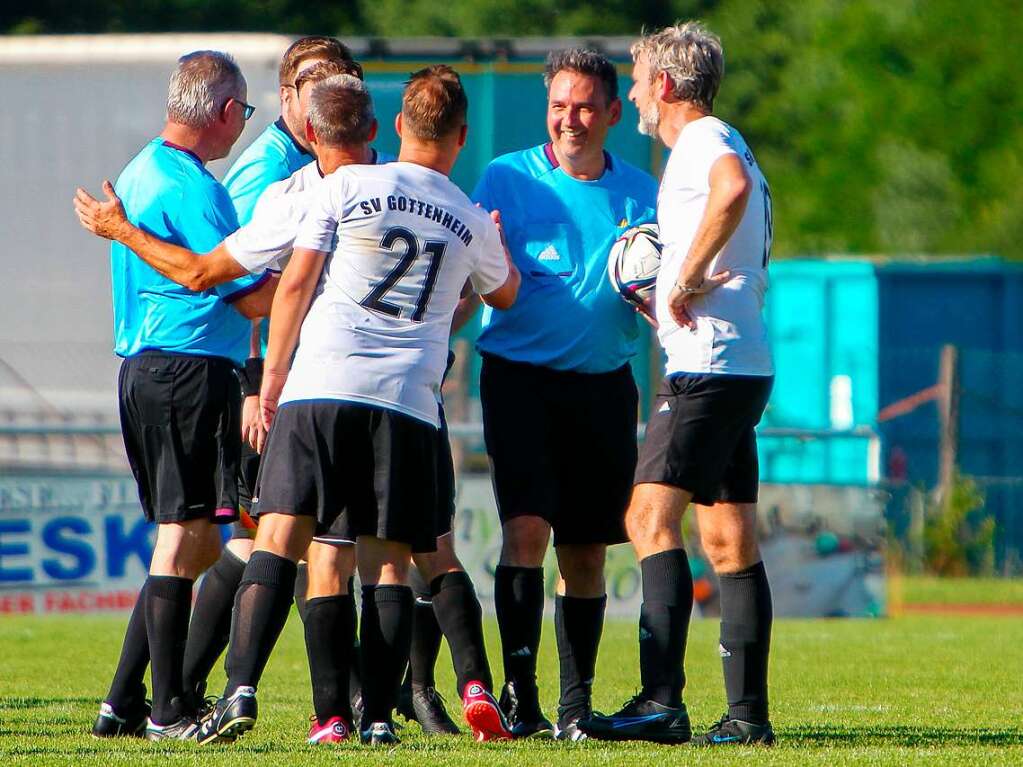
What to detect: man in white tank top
<box><xmin>581</xmin><ymin>23</ymin><xmax>777</xmax><ymax>747</ymax></box>
<box><xmin>196</xmin><ymin>66</ymin><xmax>520</xmax><ymax>748</ymax></box>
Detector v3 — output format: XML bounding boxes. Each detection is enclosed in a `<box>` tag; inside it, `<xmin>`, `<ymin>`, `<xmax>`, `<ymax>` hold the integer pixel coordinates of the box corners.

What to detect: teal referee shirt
<box><xmin>472</xmin><ymin>143</ymin><xmax>658</xmax><ymax>373</ymax></box>
<box><xmin>110</xmin><ymin>138</ymin><xmax>269</xmax><ymax>365</ymax></box>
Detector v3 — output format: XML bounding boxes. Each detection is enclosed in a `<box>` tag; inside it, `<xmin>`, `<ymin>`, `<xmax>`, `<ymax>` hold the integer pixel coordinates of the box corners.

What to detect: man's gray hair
<box><xmin>167</xmin><ymin>50</ymin><xmax>245</xmax><ymax>129</ymax></box>
<box><xmin>543</xmin><ymin>48</ymin><xmax>618</xmax><ymax>103</ymax></box>
<box><xmin>631</xmin><ymin>22</ymin><xmax>724</xmax><ymax>112</ymax></box>
<box><xmin>308</xmin><ymin>74</ymin><xmax>375</xmax><ymax>147</ymax></box>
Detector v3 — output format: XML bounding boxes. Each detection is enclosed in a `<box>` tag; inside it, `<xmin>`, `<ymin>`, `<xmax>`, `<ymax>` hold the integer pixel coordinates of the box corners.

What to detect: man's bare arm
<box><xmin>676</xmin><ymin>154</ymin><xmax>751</xmax><ymax>288</ymax></box>
<box><xmin>451</xmin><ymin>281</ymin><xmax>482</xmax><ymax>333</ymax></box>
<box><xmin>74</xmin><ymin>180</ymin><xmax>245</xmax><ymax>291</ymax></box>
<box><xmin>230</xmin><ymin>273</ymin><xmax>280</xmax><ymax>320</ymax></box>
<box><xmin>480</xmin><ymin>269</ymin><xmax>520</xmax><ymax>310</ymax></box>
<box><xmin>665</xmin><ymin>153</ymin><xmax>750</xmax><ymax>328</ymax></box>
<box><xmin>479</xmin><ymin>210</ymin><xmax>520</xmax><ymax>310</ymax></box>
<box><xmin>249</xmin><ymin>320</ymin><xmax>263</xmax><ymax>358</ymax></box>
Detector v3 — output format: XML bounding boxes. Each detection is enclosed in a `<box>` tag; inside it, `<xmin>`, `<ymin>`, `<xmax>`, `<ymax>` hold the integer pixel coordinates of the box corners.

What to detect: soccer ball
<box><xmin>607</xmin><ymin>224</ymin><xmax>662</xmax><ymax>309</ymax></box>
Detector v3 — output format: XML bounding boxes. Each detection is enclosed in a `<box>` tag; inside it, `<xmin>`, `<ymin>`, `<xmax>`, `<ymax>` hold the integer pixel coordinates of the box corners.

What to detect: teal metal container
<box><xmin>761</xmin><ymin>260</ymin><xmax>879</xmax><ymax>484</ymax></box>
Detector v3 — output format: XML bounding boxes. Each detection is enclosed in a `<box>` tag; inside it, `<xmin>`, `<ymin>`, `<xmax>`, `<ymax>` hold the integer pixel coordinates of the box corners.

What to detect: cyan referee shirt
<box><xmin>223</xmin><ymin>118</ymin><xmax>313</xmax><ymax>226</ymax></box>
<box><xmin>472</xmin><ymin>143</ymin><xmax>658</xmax><ymax>373</ymax></box>
<box><xmin>110</xmin><ymin>138</ymin><xmax>269</xmax><ymax>365</ymax></box>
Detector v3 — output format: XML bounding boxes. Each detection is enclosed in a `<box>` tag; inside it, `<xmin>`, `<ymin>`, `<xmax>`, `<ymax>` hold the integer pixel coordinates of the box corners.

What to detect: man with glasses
<box><xmin>178</xmin><ymin>45</ymin><xmax>368</xmax><ymax>727</ymax></box>
<box><xmin>90</xmin><ymin>50</ymin><xmax>276</xmax><ymax>742</ymax></box>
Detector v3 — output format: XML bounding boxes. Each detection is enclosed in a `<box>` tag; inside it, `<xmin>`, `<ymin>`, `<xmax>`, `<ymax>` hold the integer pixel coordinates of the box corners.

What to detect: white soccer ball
<box><xmin>607</xmin><ymin>224</ymin><xmax>662</xmax><ymax>309</ymax></box>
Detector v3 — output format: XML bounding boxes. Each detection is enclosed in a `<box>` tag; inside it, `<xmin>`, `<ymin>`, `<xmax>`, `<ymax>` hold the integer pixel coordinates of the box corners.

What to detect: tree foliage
<box><xmin>4</xmin><ymin>0</ymin><xmax>1021</xmax><ymax>257</ymax></box>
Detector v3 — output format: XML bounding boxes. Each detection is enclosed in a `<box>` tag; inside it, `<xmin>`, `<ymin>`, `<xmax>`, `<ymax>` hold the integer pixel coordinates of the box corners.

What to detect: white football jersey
<box><xmin>287</xmin><ymin>161</ymin><xmax>509</xmax><ymax>426</ymax></box>
<box><xmin>223</xmin><ymin>163</ymin><xmax>322</xmax><ymax>273</ymax></box>
<box><xmin>656</xmin><ymin>116</ymin><xmax>774</xmax><ymax>376</ymax></box>
<box><xmin>224</xmin><ymin>150</ymin><xmax>395</xmax><ymax>273</ymax></box>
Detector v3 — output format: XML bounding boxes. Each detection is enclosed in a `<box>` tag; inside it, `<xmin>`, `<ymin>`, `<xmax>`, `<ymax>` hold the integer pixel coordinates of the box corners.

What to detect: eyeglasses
<box><xmin>226</xmin><ymin>97</ymin><xmax>256</xmax><ymax>121</ymax></box>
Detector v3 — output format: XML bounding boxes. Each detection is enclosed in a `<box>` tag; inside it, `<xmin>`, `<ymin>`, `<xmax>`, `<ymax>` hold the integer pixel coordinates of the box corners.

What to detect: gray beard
<box><xmin>638</xmin><ymin>102</ymin><xmax>660</xmax><ymax>136</ymax></box>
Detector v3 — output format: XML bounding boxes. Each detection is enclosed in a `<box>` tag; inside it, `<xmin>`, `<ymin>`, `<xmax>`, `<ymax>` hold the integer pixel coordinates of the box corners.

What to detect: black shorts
<box><xmin>231</xmin><ymin>441</ymin><xmax>262</xmax><ymax>540</ymax></box>
<box><xmin>480</xmin><ymin>353</ymin><xmax>637</xmax><ymax>546</ymax></box>
<box><xmin>118</xmin><ymin>353</ymin><xmax>241</xmax><ymax>525</ymax></box>
<box><xmin>253</xmin><ymin>400</ymin><xmax>440</xmax><ymax>553</ymax></box>
<box><xmin>635</xmin><ymin>373</ymin><xmax>774</xmax><ymax>505</ymax></box>
<box><xmin>314</xmin><ymin>404</ymin><xmax>456</xmax><ymax>546</ymax></box>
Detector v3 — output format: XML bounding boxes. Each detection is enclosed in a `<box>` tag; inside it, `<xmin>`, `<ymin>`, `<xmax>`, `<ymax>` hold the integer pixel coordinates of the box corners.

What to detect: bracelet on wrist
<box><xmin>675</xmin><ymin>280</ymin><xmax>700</xmax><ymax>294</ymax></box>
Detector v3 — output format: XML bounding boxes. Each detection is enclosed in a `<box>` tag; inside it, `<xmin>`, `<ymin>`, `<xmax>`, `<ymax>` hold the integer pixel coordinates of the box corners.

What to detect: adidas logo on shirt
<box><xmin>537</xmin><ymin>245</ymin><xmax>561</xmax><ymax>261</ymax></box>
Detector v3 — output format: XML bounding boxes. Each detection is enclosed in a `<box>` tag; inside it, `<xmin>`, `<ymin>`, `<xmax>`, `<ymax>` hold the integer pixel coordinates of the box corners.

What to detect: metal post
<box><xmin>937</xmin><ymin>344</ymin><xmax>960</xmax><ymax>500</ymax></box>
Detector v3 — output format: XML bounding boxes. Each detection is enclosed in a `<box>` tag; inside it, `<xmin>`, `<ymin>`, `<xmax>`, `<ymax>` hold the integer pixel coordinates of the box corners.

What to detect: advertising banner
<box><xmin>0</xmin><ymin>473</ymin><xmax>885</xmax><ymax>617</ymax></box>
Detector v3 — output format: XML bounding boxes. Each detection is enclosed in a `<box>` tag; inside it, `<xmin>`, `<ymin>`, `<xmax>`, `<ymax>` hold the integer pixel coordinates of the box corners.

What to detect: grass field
<box><xmin>897</xmin><ymin>575</ymin><xmax>1023</xmax><ymax>606</ymax></box>
<box><xmin>3</xmin><ymin>607</ymin><xmax>1023</xmax><ymax>766</ymax></box>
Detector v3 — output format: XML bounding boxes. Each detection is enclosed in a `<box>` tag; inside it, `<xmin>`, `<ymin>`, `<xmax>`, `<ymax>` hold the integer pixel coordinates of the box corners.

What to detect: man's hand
<box><xmin>73</xmin><ymin>180</ymin><xmax>130</xmax><ymax>241</ymax></box>
<box><xmin>256</xmin><ymin>369</ymin><xmax>288</xmax><ymax>454</ymax></box>
<box><xmin>241</xmin><ymin>395</ymin><xmax>261</xmax><ymax>451</ymax></box>
<box><xmin>666</xmin><ymin>270</ymin><xmax>731</xmax><ymax>329</ymax></box>
<box><xmin>635</xmin><ymin>296</ymin><xmax>659</xmax><ymax>329</ymax></box>
<box><xmin>491</xmin><ymin>209</ymin><xmax>508</xmax><ymax>249</ymax></box>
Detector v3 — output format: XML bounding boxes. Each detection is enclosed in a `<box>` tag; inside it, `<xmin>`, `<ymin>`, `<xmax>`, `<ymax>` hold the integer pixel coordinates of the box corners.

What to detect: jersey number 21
<box><xmin>361</xmin><ymin>226</ymin><xmax>447</xmax><ymax>322</ymax></box>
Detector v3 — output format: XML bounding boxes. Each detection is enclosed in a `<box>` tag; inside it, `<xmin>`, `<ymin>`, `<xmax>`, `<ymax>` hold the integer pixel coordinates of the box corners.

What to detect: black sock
<box><xmin>638</xmin><ymin>549</ymin><xmax>693</xmax><ymax>708</ymax></box>
<box><xmin>304</xmin><ymin>595</ymin><xmax>355</xmax><ymax>724</ymax></box>
<box><xmin>555</xmin><ymin>594</ymin><xmax>605</xmax><ymax>722</ymax></box>
<box><xmin>105</xmin><ymin>581</ymin><xmax>150</xmax><ymax>709</ymax></box>
<box><xmin>431</xmin><ymin>571</ymin><xmax>492</xmax><ymax>695</ymax></box>
<box><xmin>407</xmin><ymin>568</ymin><xmax>442</xmax><ymax>690</ymax></box>
<box><xmin>144</xmin><ymin>575</ymin><xmax>193</xmax><ymax>724</ymax></box>
<box><xmin>718</xmin><ymin>561</ymin><xmax>773</xmax><ymax>724</ymax></box>
<box><xmin>360</xmin><ymin>585</ymin><xmax>413</xmax><ymax>724</ymax></box>
<box><xmin>347</xmin><ymin>577</ymin><xmax>363</xmax><ymax>708</ymax></box>
<box><xmin>494</xmin><ymin>565</ymin><xmax>544</xmax><ymax>690</ymax></box>
<box><xmin>182</xmin><ymin>548</ymin><xmax>246</xmax><ymax>698</ymax></box>
<box><xmin>294</xmin><ymin>562</ymin><xmax>309</xmax><ymax>620</ymax></box>
<box><xmin>224</xmin><ymin>551</ymin><xmax>297</xmax><ymax>696</ymax></box>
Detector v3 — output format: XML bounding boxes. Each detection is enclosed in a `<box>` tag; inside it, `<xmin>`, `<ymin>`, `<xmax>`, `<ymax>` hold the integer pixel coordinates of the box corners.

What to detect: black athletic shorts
<box><xmin>314</xmin><ymin>403</ymin><xmax>456</xmax><ymax>546</ymax></box>
<box><xmin>480</xmin><ymin>353</ymin><xmax>638</xmax><ymax>546</ymax></box>
<box><xmin>635</xmin><ymin>373</ymin><xmax>774</xmax><ymax>505</ymax></box>
<box><xmin>118</xmin><ymin>352</ymin><xmax>241</xmax><ymax>525</ymax></box>
<box><xmin>231</xmin><ymin>441</ymin><xmax>262</xmax><ymax>540</ymax></box>
<box><xmin>253</xmin><ymin>400</ymin><xmax>440</xmax><ymax>553</ymax></box>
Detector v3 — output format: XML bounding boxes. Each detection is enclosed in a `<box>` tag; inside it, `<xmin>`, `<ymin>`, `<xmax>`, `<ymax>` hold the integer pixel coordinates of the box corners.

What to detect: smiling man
<box><xmin>581</xmin><ymin>22</ymin><xmax>776</xmax><ymax>748</ymax></box>
<box><xmin>471</xmin><ymin>48</ymin><xmax>658</xmax><ymax>741</ymax></box>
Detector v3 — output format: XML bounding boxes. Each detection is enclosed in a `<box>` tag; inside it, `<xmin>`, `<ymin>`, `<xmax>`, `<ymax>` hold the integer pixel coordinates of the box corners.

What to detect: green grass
<box><xmin>2</xmin><ymin>613</ymin><xmax>1023</xmax><ymax>765</ymax></box>
<box><xmin>898</xmin><ymin>575</ymin><xmax>1023</xmax><ymax>606</ymax></box>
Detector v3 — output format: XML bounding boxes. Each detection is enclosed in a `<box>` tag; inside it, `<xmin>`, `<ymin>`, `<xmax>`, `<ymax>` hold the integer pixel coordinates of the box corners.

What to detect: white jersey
<box><xmin>223</xmin><ymin>162</ymin><xmax>323</xmax><ymax>273</ymax></box>
<box><xmin>656</xmin><ymin>116</ymin><xmax>774</xmax><ymax>376</ymax></box>
<box><xmin>287</xmin><ymin>161</ymin><xmax>509</xmax><ymax>426</ymax></box>
<box><xmin>224</xmin><ymin>149</ymin><xmax>395</xmax><ymax>273</ymax></box>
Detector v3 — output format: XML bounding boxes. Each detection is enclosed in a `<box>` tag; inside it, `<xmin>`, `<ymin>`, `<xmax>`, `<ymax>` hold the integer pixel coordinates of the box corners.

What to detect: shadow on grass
<box><xmin>786</xmin><ymin>724</ymin><xmax>1023</xmax><ymax>747</ymax></box>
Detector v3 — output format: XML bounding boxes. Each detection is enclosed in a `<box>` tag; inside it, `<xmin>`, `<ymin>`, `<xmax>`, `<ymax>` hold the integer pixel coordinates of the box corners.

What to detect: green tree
<box><xmin>709</xmin><ymin>0</ymin><xmax>1023</xmax><ymax>258</ymax></box>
